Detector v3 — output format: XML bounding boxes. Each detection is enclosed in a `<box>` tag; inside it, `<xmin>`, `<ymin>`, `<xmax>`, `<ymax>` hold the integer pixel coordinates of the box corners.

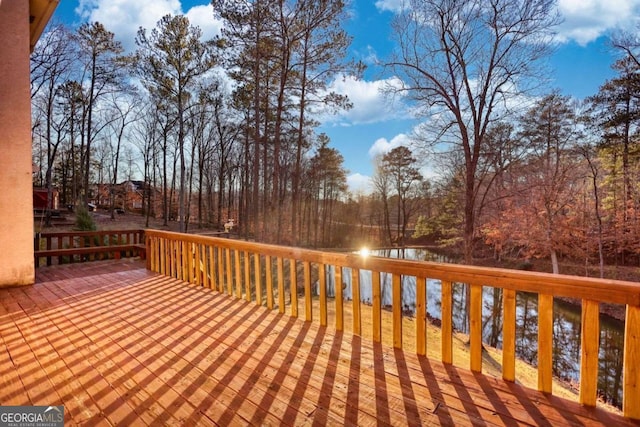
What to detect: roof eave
<box><xmin>30</xmin><ymin>0</ymin><xmax>59</xmax><ymax>52</ymax></box>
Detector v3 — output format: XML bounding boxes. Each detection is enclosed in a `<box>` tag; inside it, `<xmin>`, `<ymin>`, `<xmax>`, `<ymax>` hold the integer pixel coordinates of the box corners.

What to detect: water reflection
<box><xmin>324</xmin><ymin>248</ymin><xmax>625</xmax><ymax>408</ymax></box>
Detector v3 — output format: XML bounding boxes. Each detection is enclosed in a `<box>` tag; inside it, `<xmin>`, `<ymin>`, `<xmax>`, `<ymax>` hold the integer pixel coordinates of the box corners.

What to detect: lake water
<box><xmin>319</xmin><ymin>248</ymin><xmax>625</xmax><ymax>408</ymax></box>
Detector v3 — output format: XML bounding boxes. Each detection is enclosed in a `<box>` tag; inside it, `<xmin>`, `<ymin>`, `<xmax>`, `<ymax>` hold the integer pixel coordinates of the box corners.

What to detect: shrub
<box><xmin>75</xmin><ymin>206</ymin><xmax>97</xmax><ymax>231</ymax></box>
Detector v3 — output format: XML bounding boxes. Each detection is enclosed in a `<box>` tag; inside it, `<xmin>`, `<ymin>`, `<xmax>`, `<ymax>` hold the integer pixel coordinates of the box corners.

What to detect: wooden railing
<box><xmin>145</xmin><ymin>229</ymin><xmax>640</xmax><ymax>420</ymax></box>
<box><xmin>35</xmin><ymin>229</ymin><xmax>146</xmax><ymax>267</ymax></box>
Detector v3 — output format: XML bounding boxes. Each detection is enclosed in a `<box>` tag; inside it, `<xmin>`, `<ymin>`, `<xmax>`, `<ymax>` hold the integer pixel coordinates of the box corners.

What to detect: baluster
<box><xmin>196</xmin><ymin>243</ymin><xmax>203</xmax><ymax>286</ymax></box>
<box><xmin>176</xmin><ymin>240</ymin><xmax>182</xmax><ymax>280</ymax></box>
<box><xmin>217</xmin><ymin>247</ymin><xmax>225</xmax><ymax>293</ymax></box>
<box><xmin>154</xmin><ymin>238</ymin><xmax>160</xmax><ymax>274</ymax></box>
<box><xmin>225</xmin><ymin>248</ymin><xmax>232</xmax><ymax>295</ymax></box>
<box><xmin>277</xmin><ymin>257</ymin><xmax>285</xmax><ymax>314</ymax></box>
<box><xmin>537</xmin><ymin>293</ymin><xmax>554</xmax><ymax>393</ymax></box>
<box><xmin>392</xmin><ymin>273</ymin><xmax>402</xmax><ymax>349</ymax></box>
<box><xmin>189</xmin><ymin>243</ymin><xmax>196</xmax><ymax>285</ymax></box>
<box><xmin>244</xmin><ymin>251</ymin><xmax>251</xmax><ymax>302</ymax></box>
<box><xmin>372</xmin><ymin>271</ymin><xmax>381</xmax><ymax>343</ymax></box>
<box><xmin>46</xmin><ymin>235</ymin><xmax>52</xmax><ymax>266</ymax></box>
<box><xmin>235</xmin><ymin>249</ymin><xmax>242</xmax><ymax>299</ymax></box>
<box><xmin>580</xmin><ymin>299</ymin><xmax>599</xmax><ymax>406</ymax></box>
<box><xmin>181</xmin><ymin>240</ymin><xmax>186</xmax><ymax>279</ymax></box>
<box><xmin>254</xmin><ymin>254</ymin><xmax>262</xmax><ymax>306</ymax></box>
<box><xmin>319</xmin><ymin>263</ymin><xmax>327</xmax><ymax>327</ymax></box>
<box><xmin>502</xmin><ymin>288</ymin><xmax>516</xmax><ymax>382</ymax></box>
<box><xmin>57</xmin><ymin>236</ymin><xmax>63</xmax><ymax>265</ymax></box>
<box><xmin>162</xmin><ymin>238</ymin><xmax>167</xmax><ymax>276</ymax></box>
<box><xmin>148</xmin><ymin>236</ymin><xmax>154</xmax><ymax>271</ymax></box>
<box><xmin>208</xmin><ymin>245</ymin><xmax>217</xmax><ymax>290</ymax></box>
<box><xmin>624</xmin><ymin>304</ymin><xmax>640</xmax><ymax>419</ymax></box>
<box><xmin>441</xmin><ymin>280</ymin><xmax>453</xmax><ymax>364</ymax></box>
<box><xmin>171</xmin><ymin>239</ymin><xmax>177</xmax><ymax>278</ymax></box>
<box><xmin>336</xmin><ymin>266</ymin><xmax>343</xmax><ymax>331</ymax></box>
<box><xmin>304</xmin><ymin>261</ymin><xmax>312</xmax><ymax>321</ymax></box>
<box><xmin>416</xmin><ymin>276</ymin><xmax>426</xmax><ymax>356</ymax></box>
<box><xmin>352</xmin><ymin>268</ymin><xmax>361</xmax><ymax>336</ymax></box>
<box><xmin>290</xmin><ymin>259</ymin><xmax>298</xmax><ymax>318</ymax></box>
<box><xmin>202</xmin><ymin>245</ymin><xmax>210</xmax><ymax>289</ymax></box>
<box><xmin>470</xmin><ymin>284</ymin><xmax>483</xmax><ymax>372</ymax></box>
<box><xmin>266</xmin><ymin>255</ymin><xmax>274</xmax><ymax>310</ymax></box>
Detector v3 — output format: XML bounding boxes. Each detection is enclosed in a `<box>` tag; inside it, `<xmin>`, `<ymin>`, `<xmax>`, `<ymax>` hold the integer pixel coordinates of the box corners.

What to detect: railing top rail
<box><xmin>146</xmin><ymin>229</ymin><xmax>640</xmax><ymax>306</ymax></box>
<box><xmin>37</xmin><ymin>229</ymin><xmax>145</xmax><ymax>238</ymax></box>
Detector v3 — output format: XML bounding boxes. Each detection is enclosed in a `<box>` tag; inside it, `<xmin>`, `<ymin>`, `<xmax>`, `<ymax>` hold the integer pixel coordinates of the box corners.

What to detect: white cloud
<box><xmin>368</xmin><ymin>133</ymin><xmax>412</xmax><ymax>158</ymax></box>
<box><xmin>375</xmin><ymin>0</ymin><xmax>640</xmax><ymax>48</ymax></box>
<box><xmin>361</xmin><ymin>45</ymin><xmax>380</xmax><ymax>66</ymax></box>
<box><xmin>374</xmin><ymin>0</ymin><xmax>406</xmax><ymax>13</ymax></box>
<box><xmin>347</xmin><ymin>173</ymin><xmax>373</xmax><ymax>194</ymax></box>
<box><xmin>75</xmin><ymin>0</ymin><xmax>222</xmax><ymax>52</ymax></box>
<box><xmin>556</xmin><ymin>0</ymin><xmax>640</xmax><ymax>45</ymax></box>
<box><xmin>321</xmin><ymin>75</ymin><xmax>409</xmax><ymax>126</ymax></box>
<box><xmin>185</xmin><ymin>4</ymin><xmax>223</xmax><ymax>42</ymax></box>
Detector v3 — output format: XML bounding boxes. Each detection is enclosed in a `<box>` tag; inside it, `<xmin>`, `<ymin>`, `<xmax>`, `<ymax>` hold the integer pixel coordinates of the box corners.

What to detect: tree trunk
<box><xmin>550</xmin><ymin>249</ymin><xmax>559</xmax><ymax>275</ymax></box>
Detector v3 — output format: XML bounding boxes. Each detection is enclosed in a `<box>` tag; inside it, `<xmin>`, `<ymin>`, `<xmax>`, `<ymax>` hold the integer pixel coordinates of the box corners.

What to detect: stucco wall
<box><xmin>0</xmin><ymin>1</ymin><xmax>36</xmax><ymax>286</ymax></box>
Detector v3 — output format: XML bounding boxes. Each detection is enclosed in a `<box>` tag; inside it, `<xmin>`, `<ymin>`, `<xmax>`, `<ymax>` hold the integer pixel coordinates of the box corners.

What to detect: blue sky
<box><xmin>50</xmin><ymin>0</ymin><xmax>636</xmax><ymax>192</ymax></box>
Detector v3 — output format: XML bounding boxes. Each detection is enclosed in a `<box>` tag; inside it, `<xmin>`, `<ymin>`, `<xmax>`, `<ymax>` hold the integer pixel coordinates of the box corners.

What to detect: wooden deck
<box><xmin>0</xmin><ymin>260</ymin><xmax>637</xmax><ymax>426</ymax></box>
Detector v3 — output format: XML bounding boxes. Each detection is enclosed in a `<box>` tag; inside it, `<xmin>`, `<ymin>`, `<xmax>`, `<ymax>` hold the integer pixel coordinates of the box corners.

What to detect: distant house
<box><xmin>89</xmin><ymin>180</ymin><xmax>161</xmax><ymax>215</ymax></box>
<box><xmin>33</xmin><ymin>187</ymin><xmax>59</xmax><ymax>211</ymax></box>
<box><xmin>120</xmin><ymin>180</ymin><xmax>146</xmax><ymax>211</ymax></box>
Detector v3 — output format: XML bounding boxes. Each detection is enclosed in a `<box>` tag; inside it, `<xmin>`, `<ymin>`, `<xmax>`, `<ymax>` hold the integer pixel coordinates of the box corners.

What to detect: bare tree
<box><xmin>130</xmin><ymin>104</ymin><xmax>161</xmax><ymax>227</ymax></box>
<box><xmin>104</xmin><ymin>91</ymin><xmax>141</xmax><ymax>219</ymax></box>
<box><xmin>30</xmin><ymin>24</ymin><xmax>77</xmax><ymax>224</ymax></box>
<box><xmin>385</xmin><ymin>0</ymin><xmax>559</xmax><ymax>262</ymax></box>
<box><xmin>77</xmin><ymin>22</ymin><xmax>124</xmax><ymax>205</ymax></box>
<box><xmin>56</xmin><ymin>80</ymin><xmax>84</xmax><ymax>206</ymax></box>
<box><xmin>372</xmin><ymin>155</ymin><xmax>393</xmax><ymax>244</ymax></box>
<box><xmin>380</xmin><ymin>146</ymin><xmax>423</xmax><ymax>244</ymax></box>
<box><xmin>612</xmin><ymin>29</ymin><xmax>640</xmax><ymax>68</ymax></box>
<box><xmin>578</xmin><ymin>143</ymin><xmax>605</xmax><ymax>278</ymax></box>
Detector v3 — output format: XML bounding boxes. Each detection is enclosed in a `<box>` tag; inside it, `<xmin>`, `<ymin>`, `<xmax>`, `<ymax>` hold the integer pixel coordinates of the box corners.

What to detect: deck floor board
<box><xmin>0</xmin><ymin>260</ymin><xmax>635</xmax><ymax>426</ymax></box>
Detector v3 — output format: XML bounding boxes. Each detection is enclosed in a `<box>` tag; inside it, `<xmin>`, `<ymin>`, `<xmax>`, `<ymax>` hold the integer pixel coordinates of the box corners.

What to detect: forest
<box><xmin>30</xmin><ymin>0</ymin><xmax>640</xmax><ymax>277</ymax></box>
